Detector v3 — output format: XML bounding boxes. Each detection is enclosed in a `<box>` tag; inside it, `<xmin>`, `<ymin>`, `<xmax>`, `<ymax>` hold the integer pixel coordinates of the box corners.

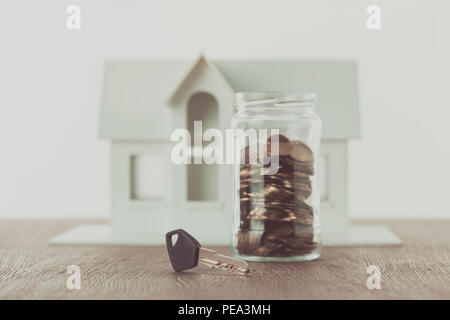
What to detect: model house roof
<box><xmin>99</xmin><ymin>57</ymin><xmax>360</xmax><ymax>140</ymax></box>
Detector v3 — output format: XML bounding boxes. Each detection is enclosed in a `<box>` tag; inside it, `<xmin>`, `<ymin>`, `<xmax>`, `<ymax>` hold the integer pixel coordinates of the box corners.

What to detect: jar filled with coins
<box><xmin>231</xmin><ymin>92</ymin><xmax>322</xmax><ymax>262</ymax></box>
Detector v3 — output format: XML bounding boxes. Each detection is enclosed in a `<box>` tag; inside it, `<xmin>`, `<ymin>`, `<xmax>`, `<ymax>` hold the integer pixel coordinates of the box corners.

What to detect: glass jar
<box><xmin>231</xmin><ymin>92</ymin><xmax>322</xmax><ymax>262</ymax></box>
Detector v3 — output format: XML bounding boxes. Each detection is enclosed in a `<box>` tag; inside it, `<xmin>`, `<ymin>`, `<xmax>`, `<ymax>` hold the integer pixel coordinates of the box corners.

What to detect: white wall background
<box><xmin>0</xmin><ymin>0</ymin><xmax>449</xmax><ymax>219</ymax></box>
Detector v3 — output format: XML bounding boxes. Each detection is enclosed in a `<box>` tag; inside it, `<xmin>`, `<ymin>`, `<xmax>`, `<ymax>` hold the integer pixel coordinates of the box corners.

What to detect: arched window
<box><xmin>186</xmin><ymin>92</ymin><xmax>219</xmax><ymax>201</ymax></box>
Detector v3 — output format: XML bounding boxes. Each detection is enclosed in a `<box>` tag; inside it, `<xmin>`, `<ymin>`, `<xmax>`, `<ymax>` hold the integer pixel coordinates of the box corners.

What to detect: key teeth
<box><xmin>201</xmin><ymin>259</ymin><xmax>249</xmax><ymax>276</ymax></box>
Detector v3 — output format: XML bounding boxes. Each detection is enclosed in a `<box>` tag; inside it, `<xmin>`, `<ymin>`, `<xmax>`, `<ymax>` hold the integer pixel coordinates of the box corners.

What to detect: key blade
<box><xmin>198</xmin><ymin>247</ymin><xmax>249</xmax><ymax>276</ymax></box>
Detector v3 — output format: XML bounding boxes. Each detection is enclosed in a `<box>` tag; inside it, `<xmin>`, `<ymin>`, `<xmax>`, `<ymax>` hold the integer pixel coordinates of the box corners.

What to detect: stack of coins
<box><xmin>237</xmin><ymin>134</ymin><xmax>318</xmax><ymax>257</ymax></box>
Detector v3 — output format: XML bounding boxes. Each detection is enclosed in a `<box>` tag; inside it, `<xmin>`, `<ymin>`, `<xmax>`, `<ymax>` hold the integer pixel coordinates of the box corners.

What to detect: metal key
<box><xmin>165</xmin><ymin>229</ymin><xmax>249</xmax><ymax>276</ymax></box>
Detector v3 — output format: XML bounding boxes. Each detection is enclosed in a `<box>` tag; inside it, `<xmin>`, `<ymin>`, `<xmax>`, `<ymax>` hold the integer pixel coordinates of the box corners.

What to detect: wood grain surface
<box><xmin>0</xmin><ymin>220</ymin><xmax>449</xmax><ymax>299</ymax></box>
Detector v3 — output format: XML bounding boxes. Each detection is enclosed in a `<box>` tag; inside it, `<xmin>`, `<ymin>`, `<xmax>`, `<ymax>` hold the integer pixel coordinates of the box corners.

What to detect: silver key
<box><xmin>166</xmin><ymin>229</ymin><xmax>249</xmax><ymax>275</ymax></box>
<box><xmin>198</xmin><ymin>247</ymin><xmax>249</xmax><ymax>276</ymax></box>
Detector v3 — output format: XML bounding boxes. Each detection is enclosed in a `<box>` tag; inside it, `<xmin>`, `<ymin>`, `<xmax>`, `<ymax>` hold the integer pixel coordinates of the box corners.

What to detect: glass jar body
<box><xmin>231</xmin><ymin>93</ymin><xmax>322</xmax><ymax>262</ymax></box>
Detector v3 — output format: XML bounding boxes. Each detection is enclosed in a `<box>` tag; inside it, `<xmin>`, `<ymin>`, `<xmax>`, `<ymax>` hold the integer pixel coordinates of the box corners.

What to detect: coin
<box><xmin>252</xmin><ymin>241</ymin><xmax>284</xmax><ymax>256</ymax></box>
<box><xmin>266</xmin><ymin>134</ymin><xmax>292</xmax><ymax>154</ymax></box>
<box><xmin>237</xmin><ymin>135</ymin><xmax>318</xmax><ymax>257</ymax></box>
<box><xmin>237</xmin><ymin>230</ymin><xmax>263</xmax><ymax>254</ymax></box>
<box><xmin>290</xmin><ymin>140</ymin><xmax>314</xmax><ymax>162</ymax></box>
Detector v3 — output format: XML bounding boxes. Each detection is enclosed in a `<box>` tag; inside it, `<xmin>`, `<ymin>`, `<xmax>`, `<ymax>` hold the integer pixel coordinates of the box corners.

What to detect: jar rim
<box><xmin>235</xmin><ymin>92</ymin><xmax>316</xmax><ymax>109</ymax></box>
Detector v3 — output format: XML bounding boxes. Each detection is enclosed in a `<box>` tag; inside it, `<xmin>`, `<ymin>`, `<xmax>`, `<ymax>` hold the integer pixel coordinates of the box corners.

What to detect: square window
<box><xmin>130</xmin><ymin>155</ymin><xmax>165</xmax><ymax>200</ymax></box>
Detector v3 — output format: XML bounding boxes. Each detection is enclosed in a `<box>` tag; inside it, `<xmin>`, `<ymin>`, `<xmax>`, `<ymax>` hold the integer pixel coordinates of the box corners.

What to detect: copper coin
<box><xmin>252</xmin><ymin>241</ymin><xmax>284</xmax><ymax>256</ymax></box>
<box><xmin>290</xmin><ymin>140</ymin><xmax>314</xmax><ymax>162</ymax></box>
<box><xmin>265</xmin><ymin>134</ymin><xmax>293</xmax><ymax>157</ymax></box>
<box><xmin>237</xmin><ymin>230</ymin><xmax>263</xmax><ymax>254</ymax></box>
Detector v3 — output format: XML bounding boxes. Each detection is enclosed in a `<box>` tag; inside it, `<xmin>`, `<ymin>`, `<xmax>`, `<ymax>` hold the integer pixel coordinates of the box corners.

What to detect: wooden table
<box><xmin>0</xmin><ymin>220</ymin><xmax>449</xmax><ymax>299</ymax></box>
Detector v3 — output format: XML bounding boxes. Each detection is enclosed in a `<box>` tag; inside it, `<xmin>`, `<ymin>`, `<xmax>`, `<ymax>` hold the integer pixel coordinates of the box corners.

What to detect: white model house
<box><xmin>51</xmin><ymin>55</ymin><xmax>400</xmax><ymax>246</ymax></box>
